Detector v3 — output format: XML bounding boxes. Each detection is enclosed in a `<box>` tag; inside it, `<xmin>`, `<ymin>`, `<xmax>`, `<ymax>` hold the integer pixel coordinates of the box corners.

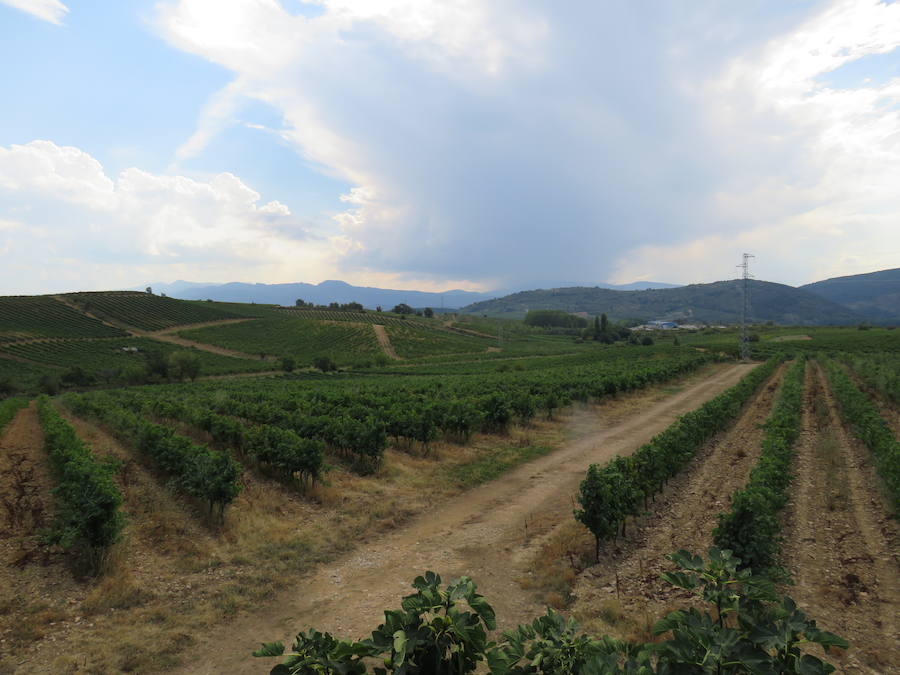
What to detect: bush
<box><xmin>312</xmin><ymin>356</ymin><xmax>337</xmax><ymax>373</ymax></box>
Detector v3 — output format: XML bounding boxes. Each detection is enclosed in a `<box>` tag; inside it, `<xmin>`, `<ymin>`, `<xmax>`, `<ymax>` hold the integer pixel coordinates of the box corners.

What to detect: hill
<box><xmin>462</xmin><ymin>279</ymin><xmax>864</xmax><ymax>325</ymax></box>
<box><xmin>801</xmin><ymin>268</ymin><xmax>900</xmax><ymax>322</ymax></box>
<box><xmin>141</xmin><ymin>279</ymin><xmax>682</xmax><ymax>308</ymax></box>
<box><xmin>152</xmin><ymin>280</ymin><xmax>493</xmax><ymax>309</ymax></box>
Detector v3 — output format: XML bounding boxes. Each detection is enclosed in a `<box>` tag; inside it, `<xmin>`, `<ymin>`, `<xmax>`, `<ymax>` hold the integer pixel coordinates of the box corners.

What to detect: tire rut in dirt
<box><xmin>779</xmin><ymin>362</ymin><xmax>900</xmax><ymax>673</ymax></box>
<box><xmin>568</xmin><ymin>362</ymin><xmax>789</xmax><ymax>639</ymax></box>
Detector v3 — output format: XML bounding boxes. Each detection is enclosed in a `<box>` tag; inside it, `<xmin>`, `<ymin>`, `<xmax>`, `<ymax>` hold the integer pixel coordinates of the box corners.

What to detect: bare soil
<box><xmin>567</xmin><ymin>363</ymin><xmax>787</xmax><ymax>639</ymax></box>
<box><xmin>372</xmin><ymin>324</ymin><xmax>401</xmax><ymax>360</ymax></box>
<box><xmin>778</xmin><ymin>362</ymin><xmax>900</xmax><ymax>673</ymax></box>
<box><xmin>0</xmin><ymin>362</ymin><xmax>752</xmax><ymax>673</ymax></box>
<box><xmin>167</xmin><ymin>362</ymin><xmax>755</xmax><ymax>675</ymax></box>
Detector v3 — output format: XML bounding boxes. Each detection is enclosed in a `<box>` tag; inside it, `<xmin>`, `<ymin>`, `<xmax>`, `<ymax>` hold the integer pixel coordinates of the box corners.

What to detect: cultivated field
<box><xmin>0</xmin><ymin>296</ymin><xmax>898</xmax><ymax>673</ymax></box>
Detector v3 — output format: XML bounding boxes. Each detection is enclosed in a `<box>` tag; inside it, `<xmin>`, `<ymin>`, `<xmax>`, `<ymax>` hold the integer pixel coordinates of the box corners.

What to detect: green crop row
<box><xmin>64</xmin><ymin>393</ymin><xmax>242</xmax><ymax>516</ymax></box>
<box><xmin>0</xmin><ymin>296</ymin><xmax>126</xmax><ymax>343</ymax></box>
<box><xmin>713</xmin><ymin>359</ymin><xmax>806</xmax><ymax>571</ymax></box>
<box><xmin>177</xmin><ymin>317</ymin><xmax>381</xmax><ymax>365</ymax></box>
<box><xmin>37</xmin><ymin>397</ymin><xmax>124</xmax><ymax>570</ymax></box>
<box><xmin>825</xmin><ymin>360</ymin><xmax>900</xmax><ymax>513</ymax></box>
<box><xmin>103</xmin><ymin>393</ymin><xmax>324</xmax><ymax>487</ymax></box>
<box><xmin>0</xmin><ymin>396</ymin><xmax>29</xmax><ymax>432</ymax></box>
<box><xmin>0</xmin><ymin>337</ymin><xmax>271</xmax><ymax>381</ymax></box>
<box><xmin>576</xmin><ymin>357</ymin><xmax>781</xmax><ymax>560</ymax></box>
<box><xmin>842</xmin><ymin>352</ymin><xmax>900</xmax><ymax>405</ymax></box>
<box><xmin>64</xmin><ymin>292</ymin><xmax>242</xmax><ymax>331</ymax></box>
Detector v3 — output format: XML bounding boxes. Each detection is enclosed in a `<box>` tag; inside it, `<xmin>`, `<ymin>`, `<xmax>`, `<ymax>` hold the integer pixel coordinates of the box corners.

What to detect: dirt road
<box><xmin>569</xmin><ymin>362</ymin><xmax>786</xmax><ymax>636</ymax></box>
<box><xmin>174</xmin><ymin>362</ymin><xmax>755</xmax><ymax>674</ymax></box>
<box><xmin>372</xmin><ymin>324</ymin><xmax>401</xmax><ymax>360</ymax></box>
<box><xmin>779</xmin><ymin>362</ymin><xmax>900</xmax><ymax>673</ymax></box>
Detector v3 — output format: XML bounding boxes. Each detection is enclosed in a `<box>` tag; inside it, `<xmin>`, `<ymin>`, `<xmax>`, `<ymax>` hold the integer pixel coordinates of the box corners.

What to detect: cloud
<box><xmin>0</xmin><ymin>0</ymin><xmax>68</xmax><ymax>24</ymax></box>
<box><xmin>0</xmin><ymin>140</ymin><xmax>341</xmax><ymax>294</ymax></box>
<box><xmin>147</xmin><ymin>1</ymin><xmax>900</xmax><ymax>289</ymax></box>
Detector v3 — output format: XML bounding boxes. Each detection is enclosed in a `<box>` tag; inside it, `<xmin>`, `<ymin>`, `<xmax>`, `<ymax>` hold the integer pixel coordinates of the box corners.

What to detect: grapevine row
<box><xmin>713</xmin><ymin>358</ymin><xmax>806</xmax><ymax>571</ymax></box>
<box><xmin>104</xmin><ymin>392</ymin><xmax>324</xmax><ymax>487</ymax></box>
<box><xmin>0</xmin><ymin>396</ymin><xmax>29</xmax><ymax>432</ymax></box>
<box><xmin>37</xmin><ymin>397</ymin><xmax>124</xmax><ymax>570</ymax></box>
<box><xmin>64</xmin><ymin>392</ymin><xmax>242</xmax><ymax>515</ymax></box>
<box><xmin>824</xmin><ymin>359</ymin><xmax>900</xmax><ymax>513</ymax></box>
<box><xmin>575</xmin><ymin>357</ymin><xmax>781</xmax><ymax>560</ymax></box>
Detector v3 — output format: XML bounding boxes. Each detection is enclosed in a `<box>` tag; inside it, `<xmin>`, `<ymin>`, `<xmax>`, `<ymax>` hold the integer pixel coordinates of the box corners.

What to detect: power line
<box><xmin>738</xmin><ymin>253</ymin><xmax>755</xmax><ymax>361</ymax></box>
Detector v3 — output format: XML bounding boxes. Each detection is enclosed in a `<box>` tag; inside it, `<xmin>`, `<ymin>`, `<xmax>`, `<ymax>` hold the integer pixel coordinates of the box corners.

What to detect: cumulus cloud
<box><xmin>0</xmin><ymin>140</ymin><xmax>339</xmax><ymax>294</ymax></box>
<box><xmin>1</xmin><ymin>0</ymin><xmax>68</xmax><ymax>24</ymax></box>
<box><xmin>148</xmin><ymin>1</ymin><xmax>900</xmax><ymax>288</ymax></box>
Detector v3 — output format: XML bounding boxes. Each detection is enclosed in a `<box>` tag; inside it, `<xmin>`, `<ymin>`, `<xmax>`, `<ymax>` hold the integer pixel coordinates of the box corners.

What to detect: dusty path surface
<box><xmin>130</xmin><ymin>326</ymin><xmax>275</xmax><ymax>362</ymax></box>
<box><xmin>172</xmin><ymin>362</ymin><xmax>755</xmax><ymax>675</ymax></box>
<box><xmin>372</xmin><ymin>324</ymin><xmax>401</xmax><ymax>360</ymax></box>
<box><xmin>568</xmin><ymin>362</ymin><xmax>787</xmax><ymax>638</ymax></box>
<box><xmin>779</xmin><ymin>362</ymin><xmax>900</xmax><ymax>673</ymax></box>
<box><xmin>153</xmin><ymin>319</ymin><xmax>253</xmax><ymax>335</ymax></box>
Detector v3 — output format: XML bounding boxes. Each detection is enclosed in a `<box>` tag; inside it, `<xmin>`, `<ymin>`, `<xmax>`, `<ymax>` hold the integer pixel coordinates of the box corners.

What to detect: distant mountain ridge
<box><xmin>137</xmin><ymin>279</ymin><xmax>681</xmax><ymax>308</ymax></box>
<box><xmin>801</xmin><ymin>268</ymin><xmax>900</xmax><ymax>322</ymax></box>
<box><xmin>462</xmin><ymin>279</ymin><xmax>865</xmax><ymax>326</ymax></box>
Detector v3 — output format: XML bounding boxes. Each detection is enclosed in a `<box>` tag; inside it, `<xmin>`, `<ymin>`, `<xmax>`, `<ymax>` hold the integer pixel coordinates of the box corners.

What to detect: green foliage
<box><xmin>37</xmin><ymin>397</ymin><xmax>124</xmax><ymax>571</ymax></box>
<box><xmin>0</xmin><ymin>396</ymin><xmax>28</xmax><ymax>431</ymax></box>
<box><xmin>169</xmin><ymin>350</ymin><xmax>202</xmax><ymax>381</ymax></box>
<box><xmin>825</xmin><ymin>360</ymin><xmax>899</xmax><ymax>513</ymax></box>
<box><xmin>393</xmin><ymin>303</ymin><xmax>414</xmax><ymax>315</ymax></box>
<box><xmin>254</xmin><ymin>550</ymin><xmax>845</xmax><ymax>674</ymax></box>
<box><xmin>256</xmin><ymin>572</ymin><xmax>496</xmax><ymax>674</ymax></box>
<box><xmin>178</xmin><ymin>317</ymin><xmax>380</xmax><ymax>366</ymax></box>
<box><xmin>524</xmin><ymin>310</ymin><xmax>588</xmax><ymax>329</ymax></box>
<box><xmin>0</xmin><ymin>336</ymin><xmax>269</xmax><ymax>382</ymax></box>
<box><xmin>313</xmin><ymin>356</ymin><xmax>338</xmax><ymax>373</ymax></box>
<box><xmin>654</xmin><ymin>548</ymin><xmax>847</xmax><ymax>674</ymax></box>
<box><xmin>64</xmin><ymin>291</ymin><xmax>242</xmax><ymax>330</ymax></box>
<box><xmin>65</xmin><ymin>392</ymin><xmax>242</xmax><ymax>514</ymax></box>
<box><xmin>0</xmin><ymin>296</ymin><xmax>126</xmax><ymax>343</ymax></box>
<box><xmin>576</xmin><ymin>358</ymin><xmax>781</xmax><ymax>559</ymax></box>
<box><xmin>281</xmin><ymin>356</ymin><xmax>296</xmax><ymax>373</ymax></box>
<box><xmin>714</xmin><ymin>359</ymin><xmax>806</xmax><ymax>571</ymax></box>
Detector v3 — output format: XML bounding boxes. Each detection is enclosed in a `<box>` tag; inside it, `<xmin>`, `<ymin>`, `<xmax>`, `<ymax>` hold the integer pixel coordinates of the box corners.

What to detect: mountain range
<box><xmin>139</xmin><ymin>279</ymin><xmax>681</xmax><ymax>309</ymax></box>
<box><xmin>137</xmin><ymin>267</ymin><xmax>900</xmax><ymax>325</ymax></box>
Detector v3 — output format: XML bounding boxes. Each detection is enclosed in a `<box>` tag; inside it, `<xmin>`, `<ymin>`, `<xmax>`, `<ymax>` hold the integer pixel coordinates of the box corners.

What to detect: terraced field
<box><xmin>0</xmin><ymin>296</ymin><xmax>127</xmax><ymax>343</ymax></box>
<box><xmin>64</xmin><ymin>292</ymin><xmax>244</xmax><ymax>330</ymax></box>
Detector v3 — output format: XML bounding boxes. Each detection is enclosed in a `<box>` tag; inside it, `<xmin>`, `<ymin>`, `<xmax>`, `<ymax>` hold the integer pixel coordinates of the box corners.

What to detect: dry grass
<box><xmin>9</xmin><ymin>365</ymin><xmax>731</xmax><ymax>672</ymax></box>
<box><xmin>520</xmin><ymin>520</ymin><xmax>595</xmax><ymax>607</ymax></box>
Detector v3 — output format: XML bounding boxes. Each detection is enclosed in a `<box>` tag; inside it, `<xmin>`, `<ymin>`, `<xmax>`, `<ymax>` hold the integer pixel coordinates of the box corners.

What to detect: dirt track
<box><xmin>173</xmin><ymin>361</ymin><xmax>755</xmax><ymax>674</ymax></box>
<box><xmin>568</xmin><ymin>362</ymin><xmax>786</xmax><ymax>636</ymax></box>
<box><xmin>372</xmin><ymin>324</ymin><xmax>401</xmax><ymax>360</ymax></box>
<box><xmin>779</xmin><ymin>362</ymin><xmax>900</xmax><ymax>673</ymax></box>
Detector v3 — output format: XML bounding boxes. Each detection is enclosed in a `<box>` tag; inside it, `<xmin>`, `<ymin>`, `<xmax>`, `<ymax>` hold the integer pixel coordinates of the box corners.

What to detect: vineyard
<box><xmin>0</xmin><ymin>337</ymin><xmax>273</xmax><ymax>384</ymax></box>
<box><xmin>177</xmin><ymin>317</ymin><xmax>384</xmax><ymax>366</ymax></box>
<box><xmin>1</xmin><ymin>293</ymin><xmax>899</xmax><ymax>673</ymax></box>
<box><xmin>0</xmin><ymin>296</ymin><xmax>127</xmax><ymax>342</ymax></box>
<box><xmin>63</xmin><ymin>291</ymin><xmax>244</xmax><ymax>331</ymax></box>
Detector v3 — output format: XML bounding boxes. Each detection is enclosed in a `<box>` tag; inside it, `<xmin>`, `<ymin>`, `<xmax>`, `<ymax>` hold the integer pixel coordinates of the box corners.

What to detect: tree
<box><xmin>600</xmin><ymin>313</ymin><xmax>609</xmax><ymax>334</ymax></box>
<box><xmin>295</xmin><ymin>298</ymin><xmax>309</xmax><ymax>308</ymax></box>
<box><xmin>392</xmin><ymin>303</ymin><xmax>414</xmax><ymax>315</ymax></box>
<box><xmin>423</xmin><ymin>307</ymin><xmax>434</xmax><ymax>318</ymax></box>
<box><xmin>169</xmin><ymin>351</ymin><xmax>201</xmax><ymax>382</ymax></box>
<box><xmin>281</xmin><ymin>356</ymin><xmax>296</xmax><ymax>373</ymax></box>
<box><xmin>313</xmin><ymin>356</ymin><xmax>337</xmax><ymax>373</ymax></box>
<box><xmin>376</xmin><ymin>305</ymin><xmax>382</xmax><ymax>312</ymax></box>
<box><xmin>145</xmin><ymin>286</ymin><xmax>152</xmax><ymax>294</ymax></box>
<box><xmin>144</xmin><ymin>350</ymin><xmax>170</xmax><ymax>380</ymax></box>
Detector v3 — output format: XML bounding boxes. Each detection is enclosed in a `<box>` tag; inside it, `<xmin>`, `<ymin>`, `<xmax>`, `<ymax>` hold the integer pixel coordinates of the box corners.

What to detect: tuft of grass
<box><xmin>442</xmin><ymin>442</ymin><xmax>553</xmax><ymax>488</ymax></box>
<box><xmin>83</xmin><ymin>570</ymin><xmax>153</xmax><ymax>614</ymax></box>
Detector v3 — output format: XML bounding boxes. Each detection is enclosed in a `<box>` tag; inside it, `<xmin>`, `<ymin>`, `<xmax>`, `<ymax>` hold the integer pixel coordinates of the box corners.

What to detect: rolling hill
<box><xmin>801</xmin><ymin>268</ymin><xmax>900</xmax><ymax>322</ymax></box>
<box><xmin>462</xmin><ymin>279</ymin><xmax>865</xmax><ymax>325</ymax></box>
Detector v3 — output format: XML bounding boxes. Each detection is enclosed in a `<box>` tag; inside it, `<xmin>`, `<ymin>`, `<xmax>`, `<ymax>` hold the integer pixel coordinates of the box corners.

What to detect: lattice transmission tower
<box><xmin>738</xmin><ymin>253</ymin><xmax>755</xmax><ymax>361</ymax></box>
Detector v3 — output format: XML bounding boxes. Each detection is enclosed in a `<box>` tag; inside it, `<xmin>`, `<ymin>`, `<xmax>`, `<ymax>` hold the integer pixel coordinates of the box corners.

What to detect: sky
<box><xmin>1</xmin><ymin>0</ymin><xmax>899</xmax><ymax>295</ymax></box>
